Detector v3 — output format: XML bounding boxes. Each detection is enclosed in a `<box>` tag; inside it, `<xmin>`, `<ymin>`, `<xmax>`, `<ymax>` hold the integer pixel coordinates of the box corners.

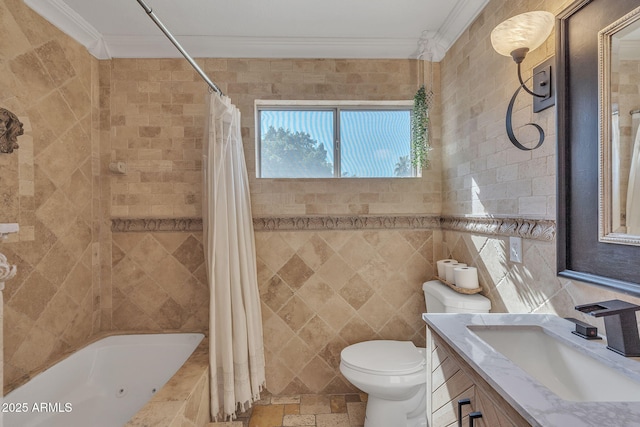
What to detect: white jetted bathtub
<box><xmin>4</xmin><ymin>333</ymin><xmax>204</xmax><ymax>427</ymax></box>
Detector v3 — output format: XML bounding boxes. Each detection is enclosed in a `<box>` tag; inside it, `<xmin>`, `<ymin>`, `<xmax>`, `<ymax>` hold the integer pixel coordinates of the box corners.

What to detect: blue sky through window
<box><xmin>259</xmin><ymin>108</ymin><xmax>411</xmax><ymax>178</ymax></box>
<box><xmin>340</xmin><ymin>110</ymin><xmax>410</xmax><ymax>177</ymax></box>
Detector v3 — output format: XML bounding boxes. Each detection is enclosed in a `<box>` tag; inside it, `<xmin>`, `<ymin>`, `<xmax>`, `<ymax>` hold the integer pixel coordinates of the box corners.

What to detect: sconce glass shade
<box><xmin>491</xmin><ymin>11</ymin><xmax>555</xmax><ymax>58</ymax></box>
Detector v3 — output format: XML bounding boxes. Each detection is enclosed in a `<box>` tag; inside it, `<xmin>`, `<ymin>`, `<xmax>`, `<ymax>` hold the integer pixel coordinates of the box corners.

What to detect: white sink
<box><xmin>468</xmin><ymin>324</ymin><xmax>640</xmax><ymax>402</ymax></box>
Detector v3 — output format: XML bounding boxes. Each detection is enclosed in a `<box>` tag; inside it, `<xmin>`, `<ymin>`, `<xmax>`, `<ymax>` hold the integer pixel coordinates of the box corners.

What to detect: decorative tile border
<box><xmin>440</xmin><ymin>216</ymin><xmax>556</xmax><ymax>241</ymax></box>
<box><xmin>252</xmin><ymin>215</ymin><xmax>441</xmax><ymax>231</ymax></box>
<box><xmin>112</xmin><ymin>215</ymin><xmax>556</xmax><ymax>241</ymax></box>
<box><xmin>111</xmin><ymin>215</ymin><xmax>440</xmax><ymax>233</ymax></box>
<box><xmin>111</xmin><ymin>218</ymin><xmax>203</xmax><ymax>233</ymax></box>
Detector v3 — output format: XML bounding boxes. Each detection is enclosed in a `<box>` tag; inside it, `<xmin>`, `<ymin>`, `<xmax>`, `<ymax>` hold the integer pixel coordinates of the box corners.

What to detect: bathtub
<box><xmin>4</xmin><ymin>333</ymin><xmax>204</xmax><ymax>427</ymax></box>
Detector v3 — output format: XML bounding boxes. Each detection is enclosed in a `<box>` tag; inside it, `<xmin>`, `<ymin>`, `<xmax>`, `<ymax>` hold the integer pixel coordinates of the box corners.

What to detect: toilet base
<box><xmin>363</xmin><ymin>385</ymin><xmax>427</xmax><ymax>427</ymax></box>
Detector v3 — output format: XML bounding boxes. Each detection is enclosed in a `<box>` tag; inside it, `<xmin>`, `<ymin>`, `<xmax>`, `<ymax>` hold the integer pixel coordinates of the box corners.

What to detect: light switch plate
<box><xmin>509</xmin><ymin>236</ymin><xmax>522</xmax><ymax>263</ymax></box>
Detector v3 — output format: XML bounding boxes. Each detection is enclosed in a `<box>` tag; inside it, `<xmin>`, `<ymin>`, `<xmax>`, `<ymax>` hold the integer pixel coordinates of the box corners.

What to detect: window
<box><xmin>256</xmin><ymin>101</ymin><xmax>415</xmax><ymax>178</ymax></box>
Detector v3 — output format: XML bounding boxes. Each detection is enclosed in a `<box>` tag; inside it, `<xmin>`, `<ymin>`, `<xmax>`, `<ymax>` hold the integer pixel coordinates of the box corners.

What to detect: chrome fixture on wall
<box><xmin>491</xmin><ymin>11</ymin><xmax>555</xmax><ymax>151</ymax></box>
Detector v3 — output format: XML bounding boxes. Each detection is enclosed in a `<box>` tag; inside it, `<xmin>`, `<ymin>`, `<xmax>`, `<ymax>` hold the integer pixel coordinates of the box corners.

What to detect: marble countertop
<box><xmin>422</xmin><ymin>313</ymin><xmax>640</xmax><ymax>427</ymax></box>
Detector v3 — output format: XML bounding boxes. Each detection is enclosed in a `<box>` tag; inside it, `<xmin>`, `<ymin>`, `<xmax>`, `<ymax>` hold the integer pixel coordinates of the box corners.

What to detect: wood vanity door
<box><xmin>475</xmin><ymin>387</ymin><xmax>519</xmax><ymax>427</ymax></box>
<box><xmin>427</xmin><ymin>327</ymin><xmax>531</xmax><ymax>427</ymax></box>
<box><xmin>429</xmin><ymin>331</ymin><xmax>475</xmax><ymax>427</ymax></box>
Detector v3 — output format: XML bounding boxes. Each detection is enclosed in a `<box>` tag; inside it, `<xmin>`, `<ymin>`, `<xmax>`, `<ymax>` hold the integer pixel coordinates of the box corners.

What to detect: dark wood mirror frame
<box><xmin>557</xmin><ymin>0</ymin><xmax>640</xmax><ymax>296</ymax></box>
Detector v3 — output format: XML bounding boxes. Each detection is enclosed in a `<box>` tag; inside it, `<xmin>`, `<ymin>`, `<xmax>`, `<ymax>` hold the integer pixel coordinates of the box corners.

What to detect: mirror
<box><xmin>599</xmin><ymin>6</ymin><xmax>640</xmax><ymax>245</ymax></box>
<box><xmin>557</xmin><ymin>0</ymin><xmax>640</xmax><ymax>296</ymax></box>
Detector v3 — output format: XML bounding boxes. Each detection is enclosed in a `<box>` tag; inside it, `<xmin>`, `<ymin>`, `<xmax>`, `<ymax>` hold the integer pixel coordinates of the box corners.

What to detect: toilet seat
<box><xmin>340</xmin><ymin>340</ymin><xmax>425</xmax><ymax>375</ymax></box>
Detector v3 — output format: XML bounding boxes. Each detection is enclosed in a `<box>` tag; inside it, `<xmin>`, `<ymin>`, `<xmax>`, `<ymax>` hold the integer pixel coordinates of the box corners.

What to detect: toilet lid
<box><xmin>341</xmin><ymin>340</ymin><xmax>424</xmax><ymax>375</ymax></box>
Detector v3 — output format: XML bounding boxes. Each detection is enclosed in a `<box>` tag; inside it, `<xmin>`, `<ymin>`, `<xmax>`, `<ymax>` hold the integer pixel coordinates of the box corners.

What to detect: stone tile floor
<box><xmin>208</xmin><ymin>392</ymin><xmax>367</xmax><ymax>427</ymax></box>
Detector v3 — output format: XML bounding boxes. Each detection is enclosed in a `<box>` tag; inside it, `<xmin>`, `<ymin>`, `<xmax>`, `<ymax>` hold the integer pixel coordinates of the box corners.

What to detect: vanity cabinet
<box><xmin>426</xmin><ymin>327</ymin><xmax>530</xmax><ymax>427</ymax></box>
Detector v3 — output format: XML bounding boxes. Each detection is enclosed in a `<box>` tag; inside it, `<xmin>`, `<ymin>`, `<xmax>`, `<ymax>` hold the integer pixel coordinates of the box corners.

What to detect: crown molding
<box><xmin>102</xmin><ymin>35</ymin><xmax>421</xmax><ymax>59</ymax></box>
<box><xmin>24</xmin><ymin>0</ymin><xmax>110</xmax><ymax>59</ymax></box>
<box><xmin>25</xmin><ymin>0</ymin><xmax>488</xmax><ymax>60</ymax></box>
<box><xmin>429</xmin><ymin>0</ymin><xmax>489</xmax><ymax>61</ymax></box>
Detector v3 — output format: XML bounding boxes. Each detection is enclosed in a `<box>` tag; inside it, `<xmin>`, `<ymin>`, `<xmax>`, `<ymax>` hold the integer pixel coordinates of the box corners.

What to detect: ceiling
<box><xmin>24</xmin><ymin>0</ymin><xmax>489</xmax><ymax>61</ymax></box>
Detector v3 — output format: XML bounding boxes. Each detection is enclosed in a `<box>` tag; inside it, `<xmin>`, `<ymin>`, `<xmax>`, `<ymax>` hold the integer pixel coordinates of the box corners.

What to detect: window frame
<box><xmin>255</xmin><ymin>100</ymin><xmax>415</xmax><ymax>179</ymax></box>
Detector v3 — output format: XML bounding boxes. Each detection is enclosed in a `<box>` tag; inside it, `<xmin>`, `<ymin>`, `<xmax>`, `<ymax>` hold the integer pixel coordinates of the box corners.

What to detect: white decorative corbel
<box><xmin>0</xmin><ymin>252</ymin><xmax>16</xmax><ymax>291</ymax></box>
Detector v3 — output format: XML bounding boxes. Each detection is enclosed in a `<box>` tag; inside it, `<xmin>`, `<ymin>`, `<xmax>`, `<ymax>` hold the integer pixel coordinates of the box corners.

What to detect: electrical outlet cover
<box><xmin>509</xmin><ymin>236</ymin><xmax>522</xmax><ymax>263</ymax></box>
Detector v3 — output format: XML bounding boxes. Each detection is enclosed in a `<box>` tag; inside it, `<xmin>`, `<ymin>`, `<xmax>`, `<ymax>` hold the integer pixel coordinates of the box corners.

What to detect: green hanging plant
<box><xmin>411</xmin><ymin>85</ymin><xmax>430</xmax><ymax>170</ymax></box>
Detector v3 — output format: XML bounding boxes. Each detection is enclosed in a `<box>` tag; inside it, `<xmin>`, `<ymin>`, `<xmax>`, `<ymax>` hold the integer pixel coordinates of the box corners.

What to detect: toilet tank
<box><xmin>423</xmin><ymin>280</ymin><xmax>491</xmax><ymax>313</ymax></box>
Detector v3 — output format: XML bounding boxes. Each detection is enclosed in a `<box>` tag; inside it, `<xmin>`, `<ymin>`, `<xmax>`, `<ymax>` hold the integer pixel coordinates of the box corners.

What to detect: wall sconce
<box><xmin>491</xmin><ymin>11</ymin><xmax>555</xmax><ymax>151</ymax></box>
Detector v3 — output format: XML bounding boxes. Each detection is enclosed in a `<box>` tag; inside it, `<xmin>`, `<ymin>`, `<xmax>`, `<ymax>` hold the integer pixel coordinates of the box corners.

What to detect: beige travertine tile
<box><xmin>248</xmin><ymin>404</ymin><xmax>285</xmax><ymax>427</ymax></box>
<box><xmin>300</xmin><ymin>395</ymin><xmax>331</xmax><ymax>415</ymax></box>
<box><xmin>128</xmin><ymin>234</ymin><xmax>169</xmax><ymax>272</ymax></box>
<box><xmin>316</xmin><ymin>295</ymin><xmax>356</xmax><ymax>332</ymax></box>
<box><xmin>7</xmin><ymin>270</ymin><xmax>56</xmax><ymax>321</ymax></box>
<box><xmin>316</xmin><ymin>413</ymin><xmax>350</xmax><ymax>427</ymax></box>
<box><xmin>297</xmin><ymin>235</ymin><xmax>335</xmax><ymax>270</ymax></box>
<box><xmin>337</xmin><ymin>235</ymin><xmax>376</xmax><ymax>272</ymax></box>
<box><xmin>317</xmin><ymin>336</ymin><xmax>349</xmax><ymax>371</ymax></box>
<box><xmin>283</xmin><ymin>414</ymin><xmax>316</xmax><ymax>426</ymax></box>
<box><xmin>329</xmin><ymin>395</ymin><xmax>346</xmax><ymax>413</ymax></box>
<box><xmin>315</xmin><ymin>255</ymin><xmax>354</xmax><ymax>291</ymax></box>
<box><xmin>338</xmin><ymin>316</ymin><xmax>376</xmax><ymax>346</ymax></box>
<box><xmin>10</xmin><ymin>325</ymin><xmax>57</xmax><ymax>372</ymax></box>
<box><xmin>298</xmin><ymin>316</ymin><xmax>333</xmax><ymax>353</ymax></box>
<box><xmin>172</xmin><ymin>235</ymin><xmax>204</xmax><ymax>272</ymax></box>
<box><xmin>8</xmin><ymin>51</ymin><xmax>55</xmax><ymax>101</ymax></box>
<box><xmin>338</xmin><ymin>274</ymin><xmax>373</xmax><ymax>310</ymax></box>
<box><xmin>298</xmin><ymin>357</ymin><xmax>334</xmax><ymax>393</ymax></box>
<box><xmin>357</xmin><ymin>294</ymin><xmax>396</xmax><ymax>331</ymax></box>
<box><xmin>346</xmin><ymin>402</ymin><xmax>366</xmax><ymax>426</ymax></box>
<box><xmin>297</xmin><ymin>276</ymin><xmax>334</xmax><ymax>310</ymax></box>
<box><xmin>271</xmin><ymin>395</ymin><xmax>301</xmax><ymax>405</ymax></box>
<box><xmin>126</xmin><ymin>401</ymin><xmax>185</xmax><ymax>426</ymax></box>
<box><xmin>277</xmin><ymin>296</ymin><xmax>314</xmax><ymax>333</ymax></box>
<box><xmin>278</xmin><ymin>255</ymin><xmax>314</xmax><ymax>290</ymax></box>
<box><xmin>260</xmin><ymin>275</ymin><xmax>294</xmax><ymax>313</ymax></box>
<box><xmin>280</xmin><ymin>336</ymin><xmax>314</xmax><ymax>374</ymax></box>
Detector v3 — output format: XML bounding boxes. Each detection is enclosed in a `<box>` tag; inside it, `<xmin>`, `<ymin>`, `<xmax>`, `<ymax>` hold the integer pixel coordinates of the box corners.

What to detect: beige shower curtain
<box><xmin>203</xmin><ymin>92</ymin><xmax>265</xmax><ymax>421</ymax></box>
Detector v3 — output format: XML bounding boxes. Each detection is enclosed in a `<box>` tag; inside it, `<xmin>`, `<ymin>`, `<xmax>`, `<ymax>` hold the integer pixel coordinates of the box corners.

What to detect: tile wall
<box><xmin>1</xmin><ymin>22</ymin><xmax>447</xmax><ymax>392</ymax></box>
<box><xmin>0</xmin><ymin>0</ymin><xmax>98</xmax><ymax>391</ymax></box>
<box><xmin>440</xmin><ymin>1</ymin><xmax>562</xmax><ymax>219</ymax></box>
<box><xmin>6</xmin><ymin>0</ymin><xmax>640</xmax><ymax>403</ymax></box>
<box><xmin>102</xmin><ymin>57</ymin><xmax>443</xmax><ymax>394</ymax></box>
<box><xmin>110</xmin><ymin>231</ymin><xmax>208</xmax><ymax>331</ymax></box>
<box><xmin>439</xmin><ymin>0</ymin><xmax>640</xmax><ymax>325</ymax></box>
<box><xmin>256</xmin><ymin>229</ymin><xmax>435</xmax><ymax>394</ymax></box>
<box><xmin>105</xmin><ymin>57</ymin><xmax>442</xmax><ymax>217</ymax></box>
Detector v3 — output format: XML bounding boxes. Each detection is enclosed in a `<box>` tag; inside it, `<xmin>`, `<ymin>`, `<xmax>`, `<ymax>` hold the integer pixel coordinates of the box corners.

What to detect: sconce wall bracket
<box><xmin>532</xmin><ymin>57</ymin><xmax>555</xmax><ymax>113</ymax></box>
<box><xmin>505</xmin><ymin>56</ymin><xmax>556</xmax><ymax>151</ymax></box>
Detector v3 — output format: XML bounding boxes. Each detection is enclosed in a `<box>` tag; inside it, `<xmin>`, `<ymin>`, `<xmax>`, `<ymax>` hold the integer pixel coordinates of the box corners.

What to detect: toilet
<box><xmin>340</xmin><ymin>280</ymin><xmax>491</xmax><ymax>427</ymax></box>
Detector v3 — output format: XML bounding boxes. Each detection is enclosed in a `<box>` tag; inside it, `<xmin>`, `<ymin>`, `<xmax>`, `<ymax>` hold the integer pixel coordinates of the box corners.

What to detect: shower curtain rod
<box><xmin>135</xmin><ymin>0</ymin><xmax>224</xmax><ymax>96</ymax></box>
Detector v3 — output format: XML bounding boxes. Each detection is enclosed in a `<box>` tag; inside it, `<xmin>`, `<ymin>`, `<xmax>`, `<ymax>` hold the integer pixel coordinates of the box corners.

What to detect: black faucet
<box><xmin>575</xmin><ymin>300</ymin><xmax>640</xmax><ymax>357</ymax></box>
